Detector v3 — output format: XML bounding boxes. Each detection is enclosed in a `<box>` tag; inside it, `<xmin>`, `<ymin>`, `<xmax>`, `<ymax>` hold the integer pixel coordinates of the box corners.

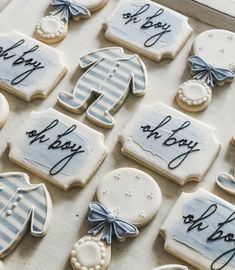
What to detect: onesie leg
<box><xmin>87</xmin><ymin>94</ymin><xmax>118</xmax><ymax>128</ymax></box>
<box><xmin>57</xmin><ymin>79</ymin><xmax>92</xmax><ymax>113</ymax></box>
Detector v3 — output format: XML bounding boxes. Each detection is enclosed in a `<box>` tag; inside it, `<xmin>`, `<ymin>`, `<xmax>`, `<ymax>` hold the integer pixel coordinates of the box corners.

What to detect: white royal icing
<box><xmin>8</xmin><ymin>108</ymin><xmax>107</xmax><ymax>190</ymax></box>
<box><xmin>0</xmin><ymin>93</ymin><xmax>9</xmax><ymax>128</ymax></box>
<box><xmin>161</xmin><ymin>188</ymin><xmax>235</xmax><ymax>270</ymax></box>
<box><xmin>0</xmin><ymin>31</ymin><xmax>67</xmax><ymax>101</ymax></box>
<box><xmin>104</xmin><ymin>0</ymin><xmax>192</xmax><ymax>61</ymax></box>
<box><xmin>153</xmin><ymin>265</ymin><xmax>188</xmax><ymax>270</ymax></box>
<box><xmin>96</xmin><ymin>167</ymin><xmax>162</xmax><ymax>226</ymax></box>
<box><xmin>36</xmin><ymin>16</ymin><xmax>67</xmax><ymax>40</ymax></box>
<box><xmin>74</xmin><ymin>0</ymin><xmax>107</xmax><ymax>11</ymax></box>
<box><xmin>119</xmin><ymin>102</ymin><xmax>221</xmax><ymax>185</ymax></box>
<box><xmin>193</xmin><ymin>29</ymin><xmax>235</xmax><ymax>71</ymax></box>
<box><xmin>71</xmin><ymin>236</ymin><xmax>110</xmax><ymax>270</ymax></box>
<box><xmin>177</xmin><ymin>79</ymin><xmax>212</xmax><ymax>106</ymax></box>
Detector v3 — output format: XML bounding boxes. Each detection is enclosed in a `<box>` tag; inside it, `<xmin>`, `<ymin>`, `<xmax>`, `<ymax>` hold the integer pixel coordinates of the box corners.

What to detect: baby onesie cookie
<box><xmin>0</xmin><ymin>172</ymin><xmax>52</xmax><ymax>258</ymax></box>
<box><xmin>0</xmin><ymin>94</ymin><xmax>9</xmax><ymax>128</ymax></box>
<box><xmin>176</xmin><ymin>29</ymin><xmax>235</xmax><ymax>112</ymax></box>
<box><xmin>161</xmin><ymin>188</ymin><xmax>235</xmax><ymax>270</ymax></box>
<box><xmin>8</xmin><ymin>108</ymin><xmax>107</xmax><ymax>191</ymax></box>
<box><xmin>35</xmin><ymin>0</ymin><xmax>107</xmax><ymax>44</ymax></box>
<box><xmin>103</xmin><ymin>0</ymin><xmax>192</xmax><ymax>61</ymax></box>
<box><xmin>153</xmin><ymin>266</ymin><xmax>188</xmax><ymax>270</ymax></box>
<box><xmin>0</xmin><ymin>31</ymin><xmax>67</xmax><ymax>101</ymax></box>
<box><xmin>119</xmin><ymin>102</ymin><xmax>221</xmax><ymax>185</ymax></box>
<box><xmin>70</xmin><ymin>168</ymin><xmax>162</xmax><ymax>270</ymax></box>
<box><xmin>58</xmin><ymin>47</ymin><xmax>147</xmax><ymax>128</ymax></box>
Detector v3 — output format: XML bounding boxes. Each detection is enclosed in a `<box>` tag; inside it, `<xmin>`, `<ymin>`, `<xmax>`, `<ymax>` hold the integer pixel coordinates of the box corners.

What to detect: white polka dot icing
<box><xmin>177</xmin><ymin>80</ymin><xmax>212</xmax><ymax>106</ymax></box>
<box><xmin>70</xmin><ymin>236</ymin><xmax>111</xmax><ymax>270</ymax></box>
<box><xmin>96</xmin><ymin>168</ymin><xmax>162</xmax><ymax>227</ymax></box>
<box><xmin>193</xmin><ymin>29</ymin><xmax>235</xmax><ymax>71</ymax></box>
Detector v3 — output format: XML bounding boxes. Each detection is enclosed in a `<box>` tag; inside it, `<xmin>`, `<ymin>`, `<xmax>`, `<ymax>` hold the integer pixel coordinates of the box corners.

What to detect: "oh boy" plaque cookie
<box><xmin>0</xmin><ymin>31</ymin><xmax>67</xmax><ymax>101</ymax></box>
<box><xmin>161</xmin><ymin>189</ymin><xmax>235</xmax><ymax>270</ymax></box>
<box><xmin>103</xmin><ymin>0</ymin><xmax>192</xmax><ymax>61</ymax></box>
<box><xmin>8</xmin><ymin>108</ymin><xmax>107</xmax><ymax>190</ymax></box>
<box><xmin>119</xmin><ymin>102</ymin><xmax>221</xmax><ymax>185</ymax></box>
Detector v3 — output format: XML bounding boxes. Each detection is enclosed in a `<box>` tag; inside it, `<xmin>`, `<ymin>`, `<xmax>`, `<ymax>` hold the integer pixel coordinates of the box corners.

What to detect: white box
<box><xmin>154</xmin><ymin>0</ymin><xmax>235</xmax><ymax>31</ymax></box>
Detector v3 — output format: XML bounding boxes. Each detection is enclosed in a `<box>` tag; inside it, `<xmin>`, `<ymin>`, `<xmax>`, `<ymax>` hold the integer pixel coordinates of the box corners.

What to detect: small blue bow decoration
<box><xmin>50</xmin><ymin>0</ymin><xmax>90</xmax><ymax>22</ymax></box>
<box><xmin>88</xmin><ymin>202</ymin><xmax>139</xmax><ymax>244</ymax></box>
<box><xmin>188</xmin><ymin>56</ymin><xmax>234</xmax><ymax>87</ymax></box>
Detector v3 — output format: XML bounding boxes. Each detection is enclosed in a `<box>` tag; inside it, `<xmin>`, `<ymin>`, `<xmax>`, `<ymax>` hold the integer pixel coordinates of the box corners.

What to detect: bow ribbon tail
<box><xmin>88</xmin><ymin>220</ymin><xmax>106</xmax><ymax>236</ymax></box>
<box><xmin>100</xmin><ymin>223</ymin><xmax>113</xmax><ymax>245</ymax></box>
<box><xmin>50</xmin><ymin>6</ymin><xmax>68</xmax><ymax>20</ymax></box>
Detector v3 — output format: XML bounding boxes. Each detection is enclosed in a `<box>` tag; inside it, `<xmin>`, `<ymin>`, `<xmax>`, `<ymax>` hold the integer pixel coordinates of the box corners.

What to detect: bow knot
<box><xmin>88</xmin><ymin>202</ymin><xmax>139</xmax><ymax>244</ymax></box>
<box><xmin>50</xmin><ymin>0</ymin><xmax>90</xmax><ymax>22</ymax></box>
<box><xmin>188</xmin><ymin>56</ymin><xmax>234</xmax><ymax>87</ymax></box>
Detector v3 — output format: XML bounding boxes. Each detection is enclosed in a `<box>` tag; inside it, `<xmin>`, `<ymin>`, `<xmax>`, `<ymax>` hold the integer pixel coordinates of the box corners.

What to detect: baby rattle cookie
<box><xmin>0</xmin><ymin>94</ymin><xmax>9</xmax><ymax>128</ymax></box>
<box><xmin>176</xmin><ymin>29</ymin><xmax>235</xmax><ymax>112</ymax></box>
<box><xmin>70</xmin><ymin>168</ymin><xmax>162</xmax><ymax>270</ymax></box>
<box><xmin>35</xmin><ymin>0</ymin><xmax>107</xmax><ymax>44</ymax></box>
<box><xmin>153</xmin><ymin>265</ymin><xmax>188</xmax><ymax>270</ymax></box>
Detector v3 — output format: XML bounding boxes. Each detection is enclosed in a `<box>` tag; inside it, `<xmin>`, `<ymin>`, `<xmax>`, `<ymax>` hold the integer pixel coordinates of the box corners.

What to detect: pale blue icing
<box><xmin>131</xmin><ymin>110</ymin><xmax>202</xmax><ymax>169</ymax></box>
<box><xmin>169</xmin><ymin>195</ymin><xmax>235</xmax><ymax>268</ymax></box>
<box><xmin>0</xmin><ymin>35</ymin><xmax>59</xmax><ymax>89</ymax></box>
<box><xmin>21</xmin><ymin>116</ymin><xmax>90</xmax><ymax>178</ymax></box>
<box><xmin>108</xmin><ymin>0</ymin><xmax>183</xmax><ymax>50</ymax></box>
<box><xmin>217</xmin><ymin>173</ymin><xmax>235</xmax><ymax>193</ymax></box>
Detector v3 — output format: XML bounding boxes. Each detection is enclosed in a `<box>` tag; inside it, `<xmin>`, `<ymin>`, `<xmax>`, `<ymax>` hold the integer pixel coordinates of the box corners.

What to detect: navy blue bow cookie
<box><xmin>88</xmin><ymin>202</ymin><xmax>139</xmax><ymax>244</ymax></box>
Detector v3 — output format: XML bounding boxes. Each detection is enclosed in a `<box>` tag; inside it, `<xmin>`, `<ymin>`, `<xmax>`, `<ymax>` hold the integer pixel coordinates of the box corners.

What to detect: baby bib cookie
<box><xmin>58</xmin><ymin>47</ymin><xmax>147</xmax><ymax>128</ymax></box>
<box><xmin>103</xmin><ymin>0</ymin><xmax>192</xmax><ymax>61</ymax></box>
<box><xmin>119</xmin><ymin>102</ymin><xmax>221</xmax><ymax>185</ymax></box>
<box><xmin>8</xmin><ymin>108</ymin><xmax>107</xmax><ymax>190</ymax></box>
<box><xmin>153</xmin><ymin>266</ymin><xmax>188</xmax><ymax>270</ymax></box>
<box><xmin>0</xmin><ymin>31</ymin><xmax>67</xmax><ymax>101</ymax></box>
<box><xmin>0</xmin><ymin>93</ymin><xmax>9</xmax><ymax>128</ymax></box>
<box><xmin>193</xmin><ymin>29</ymin><xmax>235</xmax><ymax>72</ymax></box>
<box><xmin>96</xmin><ymin>167</ymin><xmax>162</xmax><ymax>227</ymax></box>
<box><xmin>161</xmin><ymin>188</ymin><xmax>235</xmax><ymax>270</ymax></box>
<box><xmin>0</xmin><ymin>172</ymin><xmax>52</xmax><ymax>258</ymax></box>
<box><xmin>35</xmin><ymin>0</ymin><xmax>107</xmax><ymax>44</ymax></box>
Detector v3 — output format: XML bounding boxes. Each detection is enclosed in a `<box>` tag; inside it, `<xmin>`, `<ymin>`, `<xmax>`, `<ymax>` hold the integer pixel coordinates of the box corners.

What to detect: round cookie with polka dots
<box><xmin>193</xmin><ymin>29</ymin><xmax>235</xmax><ymax>72</ymax></box>
<box><xmin>96</xmin><ymin>167</ymin><xmax>162</xmax><ymax>227</ymax></box>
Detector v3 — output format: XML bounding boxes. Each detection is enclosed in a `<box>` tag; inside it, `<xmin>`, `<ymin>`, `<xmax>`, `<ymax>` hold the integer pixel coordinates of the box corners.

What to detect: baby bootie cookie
<box><xmin>70</xmin><ymin>168</ymin><xmax>162</xmax><ymax>270</ymax></box>
<box><xmin>35</xmin><ymin>0</ymin><xmax>107</xmax><ymax>44</ymax></box>
<box><xmin>176</xmin><ymin>29</ymin><xmax>235</xmax><ymax>112</ymax></box>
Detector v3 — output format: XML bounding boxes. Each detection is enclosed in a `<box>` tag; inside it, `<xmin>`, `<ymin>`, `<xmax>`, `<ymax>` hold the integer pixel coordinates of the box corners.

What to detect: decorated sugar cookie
<box><xmin>161</xmin><ymin>188</ymin><xmax>235</xmax><ymax>270</ymax></box>
<box><xmin>119</xmin><ymin>102</ymin><xmax>221</xmax><ymax>185</ymax></box>
<box><xmin>153</xmin><ymin>266</ymin><xmax>188</xmax><ymax>270</ymax></box>
<box><xmin>8</xmin><ymin>108</ymin><xmax>107</xmax><ymax>190</ymax></box>
<box><xmin>0</xmin><ymin>172</ymin><xmax>52</xmax><ymax>258</ymax></box>
<box><xmin>216</xmin><ymin>137</ymin><xmax>235</xmax><ymax>196</ymax></box>
<box><xmin>70</xmin><ymin>168</ymin><xmax>162</xmax><ymax>270</ymax></box>
<box><xmin>57</xmin><ymin>47</ymin><xmax>147</xmax><ymax>128</ymax></box>
<box><xmin>176</xmin><ymin>29</ymin><xmax>235</xmax><ymax>112</ymax></box>
<box><xmin>0</xmin><ymin>94</ymin><xmax>9</xmax><ymax>128</ymax></box>
<box><xmin>35</xmin><ymin>0</ymin><xmax>107</xmax><ymax>44</ymax></box>
<box><xmin>103</xmin><ymin>0</ymin><xmax>192</xmax><ymax>61</ymax></box>
<box><xmin>0</xmin><ymin>31</ymin><xmax>67</xmax><ymax>101</ymax></box>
